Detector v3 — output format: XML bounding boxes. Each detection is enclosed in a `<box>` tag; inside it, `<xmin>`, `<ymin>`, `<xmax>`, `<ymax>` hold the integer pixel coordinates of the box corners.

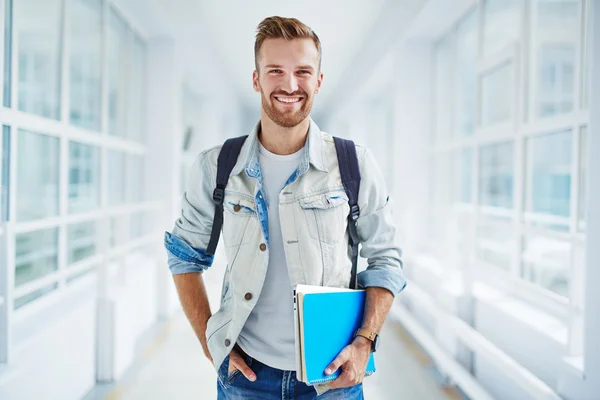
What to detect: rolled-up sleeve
<box><xmin>355</xmin><ymin>147</ymin><xmax>407</xmax><ymax>296</ymax></box>
<box><xmin>164</xmin><ymin>148</ymin><xmax>218</xmax><ymax>274</ymax></box>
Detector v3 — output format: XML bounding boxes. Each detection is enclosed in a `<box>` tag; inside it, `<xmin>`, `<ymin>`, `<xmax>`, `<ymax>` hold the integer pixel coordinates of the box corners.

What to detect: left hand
<box><xmin>324</xmin><ymin>336</ymin><xmax>371</xmax><ymax>389</ymax></box>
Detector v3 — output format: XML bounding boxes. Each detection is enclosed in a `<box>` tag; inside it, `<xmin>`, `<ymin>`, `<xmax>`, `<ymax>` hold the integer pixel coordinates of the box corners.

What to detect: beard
<box><xmin>260</xmin><ymin>87</ymin><xmax>314</xmax><ymax>128</ymax></box>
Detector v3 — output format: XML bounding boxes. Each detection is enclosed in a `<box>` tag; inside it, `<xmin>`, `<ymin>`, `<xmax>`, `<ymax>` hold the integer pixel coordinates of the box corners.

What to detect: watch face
<box><xmin>373</xmin><ymin>335</ymin><xmax>380</xmax><ymax>352</ymax></box>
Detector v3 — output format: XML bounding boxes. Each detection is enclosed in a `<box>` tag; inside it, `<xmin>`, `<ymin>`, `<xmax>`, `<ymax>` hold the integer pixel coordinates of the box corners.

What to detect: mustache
<box><xmin>272</xmin><ymin>91</ymin><xmax>306</xmax><ymax>97</ymax></box>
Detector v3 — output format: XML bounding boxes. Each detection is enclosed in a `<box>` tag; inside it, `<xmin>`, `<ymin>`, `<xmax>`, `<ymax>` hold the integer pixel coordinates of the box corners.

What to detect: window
<box><xmin>481</xmin><ymin>62</ymin><xmax>513</xmax><ymax>127</ymax></box>
<box><xmin>521</xmin><ymin>235</ymin><xmax>571</xmax><ymax>297</ymax></box>
<box><xmin>434</xmin><ymin>35</ymin><xmax>454</xmax><ymax>143</ymax></box>
<box><xmin>456</xmin><ymin>148</ymin><xmax>473</xmax><ymax>203</ymax></box>
<box><xmin>429</xmin><ymin>0</ymin><xmax>590</xmax><ymax>305</ymax></box>
<box><xmin>529</xmin><ymin>0</ymin><xmax>578</xmax><ymax>119</ymax></box>
<box><xmin>3</xmin><ymin>0</ymin><xmax>13</xmax><ymax>107</ymax></box>
<box><xmin>126</xmin><ymin>154</ymin><xmax>145</xmax><ymax>203</ymax></box>
<box><xmin>455</xmin><ymin>10</ymin><xmax>478</xmax><ymax>137</ymax></box>
<box><xmin>525</xmin><ymin>130</ymin><xmax>572</xmax><ymax>222</ymax></box>
<box><xmin>68</xmin><ymin>221</ymin><xmax>96</xmax><ymax>264</ymax></box>
<box><xmin>129</xmin><ymin>35</ymin><xmax>146</xmax><ymax>142</ymax></box>
<box><xmin>581</xmin><ymin>0</ymin><xmax>590</xmax><ymax>109</ymax></box>
<box><xmin>579</xmin><ymin>126</ymin><xmax>587</xmax><ymax>230</ymax></box>
<box><xmin>108</xmin><ymin>150</ymin><xmax>126</xmax><ymax>205</ymax></box>
<box><xmin>69</xmin><ymin>0</ymin><xmax>102</xmax><ymax>131</ymax></box>
<box><xmin>477</xmin><ymin>217</ymin><xmax>514</xmax><ymax>272</ymax></box>
<box><xmin>479</xmin><ymin>142</ymin><xmax>514</xmax><ymax>208</ymax></box>
<box><xmin>15</xmin><ymin>228</ymin><xmax>59</xmax><ymax>287</ymax></box>
<box><xmin>107</xmin><ymin>7</ymin><xmax>130</xmax><ymax>138</ymax></box>
<box><xmin>1</xmin><ymin>126</ymin><xmax>9</xmax><ymax>222</ymax></box>
<box><xmin>16</xmin><ymin>0</ymin><xmax>63</xmax><ymax>119</ymax></box>
<box><xmin>483</xmin><ymin>0</ymin><xmax>521</xmax><ymax>56</ymax></box>
<box><xmin>69</xmin><ymin>142</ymin><xmax>100</xmax><ymax>213</ymax></box>
<box><xmin>17</xmin><ymin>130</ymin><xmax>60</xmax><ymax>221</ymax></box>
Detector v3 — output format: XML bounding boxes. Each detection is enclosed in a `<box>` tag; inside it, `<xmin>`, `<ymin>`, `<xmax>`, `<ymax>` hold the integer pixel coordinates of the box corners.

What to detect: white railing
<box><xmin>390</xmin><ymin>280</ymin><xmax>563</xmax><ymax>400</ymax></box>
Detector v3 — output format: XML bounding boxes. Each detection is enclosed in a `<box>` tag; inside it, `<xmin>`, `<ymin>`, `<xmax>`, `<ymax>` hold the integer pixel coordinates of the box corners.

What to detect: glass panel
<box><xmin>109</xmin><ymin>216</ymin><xmax>119</xmax><ymax>247</ymax></box>
<box><xmin>129</xmin><ymin>35</ymin><xmax>145</xmax><ymax>142</ymax></box>
<box><xmin>14</xmin><ymin>283</ymin><xmax>58</xmax><ymax>309</ymax></box>
<box><xmin>456</xmin><ymin>148</ymin><xmax>473</xmax><ymax>203</ymax></box>
<box><xmin>434</xmin><ymin>35</ymin><xmax>453</xmax><ymax>143</ymax></box>
<box><xmin>69</xmin><ymin>0</ymin><xmax>102</xmax><ymax>131</ymax></box>
<box><xmin>66</xmin><ymin>266</ymin><xmax>95</xmax><ymax>283</ymax></box>
<box><xmin>108</xmin><ymin>150</ymin><xmax>126</xmax><ymax>205</ymax></box>
<box><xmin>3</xmin><ymin>0</ymin><xmax>13</xmax><ymax>107</ymax></box>
<box><xmin>483</xmin><ymin>0</ymin><xmax>521</xmax><ymax>56</ymax></box>
<box><xmin>130</xmin><ymin>212</ymin><xmax>145</xmax><ymax>240</ymax></box>
<box><xmin>126</xmin><ymin>154</ymin><xmax>144</xmax><ymax>203</ymax></box>
<box><xmin>16</xmin><ymin>0</ymin><xmax>62</xmax><ymax>119</ymax></box>
<box><xmin>477</xmin><ymin>218</ymin><xmax>514</xmax><ymax>271</ymax></box>
<box><xmin>68</xmin><ymin>221</ymin><xmax>96</xmax><ymax>264</ymax></box>
<box><xmin>479</xmin><ymin>142</ymin><xmax>514</xmax><ymax>208</ymax></box>
<box><xmin>17</xmin><ymin>130</ymin><xmax>60</xmax><ymax>221</ymax></box>
<box><xmin>456</xmin><ymin>9</ymin><xmax>477</xmax><ymax>137</ymax></box>
<box><xmin>15</xmin><ymin>228</ymin><xmax>59</xmax><ymax>286</ymax></box>
<box><xmin>69</xmin><ymin>141</ymin><xmax>100</xmax><ymax>213</ymax></box>
<box><xmin>582</xmin><ymin>0</ymin><xmax>590</xmax><ymax>109</ymax></box>
<box><xmin>107</xmin><ymin>7</ymin><xmax>129</xmax><ymax>137</ymax></box>
<box><xmin>526</xmin><ymin>130</ymin><xmax>572</xmax><ymax>218</ymax></box>
<box><xmin>530</xmin><ymin>0</ymin><xmax>578</xmax><ymax>119</ymax></box>
<box><xmin>579</xmin><ymin>126</ymin><xmax>587</xmax><ymax>230</ymax></box>
<box><xmin>481</xmin><ymin>62</ymin><xmax>512</xmax><ymax>127</ymax></box>
<box><xmin>522</xmin><ymin>235</ymin><xmax>571</xmax><ymax>297</ymax></box>
<box><xmin>1</xmin><ymin>126</ymin><xmax>9</xmax><ymax>221</ymax></box>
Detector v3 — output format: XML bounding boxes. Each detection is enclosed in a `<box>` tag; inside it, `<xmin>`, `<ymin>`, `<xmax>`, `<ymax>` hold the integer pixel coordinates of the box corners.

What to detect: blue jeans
<box><xmin>217</xmin><ymin>353</ymin><xmax>364</xmax><ymax>399</ymax></box>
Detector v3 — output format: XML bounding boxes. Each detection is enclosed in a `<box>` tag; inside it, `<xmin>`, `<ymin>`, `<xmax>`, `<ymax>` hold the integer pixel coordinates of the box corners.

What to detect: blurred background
<box><xmin>0</xmin><ymin>0</ymin><xmax>597</xmax><ymax>399</ymax></box>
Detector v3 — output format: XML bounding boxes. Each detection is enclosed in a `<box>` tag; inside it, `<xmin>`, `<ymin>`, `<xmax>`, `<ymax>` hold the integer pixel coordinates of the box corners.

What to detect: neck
<box><xmin>258</xmin><ymin>112</ymin><xmax>310</xmax><ymax>155</ymax></box>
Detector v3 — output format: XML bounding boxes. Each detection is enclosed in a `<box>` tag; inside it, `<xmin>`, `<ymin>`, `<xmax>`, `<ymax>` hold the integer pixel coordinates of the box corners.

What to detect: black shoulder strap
<box><xmin>333</xmin><ymin>137</ymin><xmax>361</xmax><ymax>290</ymax></box>
<box><xmin>206</xmin><ymin>135</ymin><xmax>248</xmax><ymax>256</ymax></box>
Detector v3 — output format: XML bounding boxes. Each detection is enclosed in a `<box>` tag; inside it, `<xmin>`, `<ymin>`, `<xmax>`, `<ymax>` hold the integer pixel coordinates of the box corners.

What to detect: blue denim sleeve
<box><xmin>357</xmin><ymin>263</ymin><xmax>407</xmax><ymax>295</ymax></box>
<box><xmin>164</xmin><ymin>231</ymin><xmax>214</xmax><ymax>274</ymax></box>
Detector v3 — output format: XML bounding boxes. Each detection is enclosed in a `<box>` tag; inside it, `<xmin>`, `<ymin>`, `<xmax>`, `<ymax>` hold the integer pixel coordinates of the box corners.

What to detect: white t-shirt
<box><xmin>236</xmin><ymin>140</ymin><xmax>304</xmax><ymax>371</ymax></box>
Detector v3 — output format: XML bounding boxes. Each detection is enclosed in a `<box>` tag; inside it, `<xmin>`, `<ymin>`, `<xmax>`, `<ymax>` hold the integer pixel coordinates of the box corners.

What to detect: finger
<box><xmin>325</xmin><ymin>347</ymin><xmax>350</xmax><ymax>376</ymax></box>
<box><xmin>328</xmin><ymin>368</ymin><xmax>353</xmax><ymax>390</ymax></box>
<box><xmin>230</xmin><ymin>351</ymin><xmax>256</xmax><ymax>382</ymax></box>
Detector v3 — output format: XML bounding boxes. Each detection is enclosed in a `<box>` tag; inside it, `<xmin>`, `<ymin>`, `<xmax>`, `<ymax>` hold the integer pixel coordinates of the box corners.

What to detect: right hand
<box><xmin>228</xmin><ymin>347</ymin><xmax>256</xmax><ymax>382</ymax></box>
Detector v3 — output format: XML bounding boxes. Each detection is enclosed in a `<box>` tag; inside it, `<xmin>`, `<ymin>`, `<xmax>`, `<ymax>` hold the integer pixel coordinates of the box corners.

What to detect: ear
<box><xmin>252</xmin><ymin>70</ymin><xmax>261</xmax><ymax>93</ymax></box>
<box><xmin>314</xmin><ymin>72</ymin><xmax>324</xmax><ymax>94</ymax></box>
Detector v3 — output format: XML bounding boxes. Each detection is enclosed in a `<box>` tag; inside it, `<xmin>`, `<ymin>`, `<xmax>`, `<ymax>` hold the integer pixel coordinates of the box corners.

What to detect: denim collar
<box><xmin>230</xmin><ymin>117</ymin><xmax>328</xmax><ymax>178</ymax></box>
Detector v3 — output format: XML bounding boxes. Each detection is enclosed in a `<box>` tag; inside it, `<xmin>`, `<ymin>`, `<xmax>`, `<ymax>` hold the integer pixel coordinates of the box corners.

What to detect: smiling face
<box><xmin>253</xmin><ymin>38</ymin><xmax>323</xmax><ymax>128</ymax></box>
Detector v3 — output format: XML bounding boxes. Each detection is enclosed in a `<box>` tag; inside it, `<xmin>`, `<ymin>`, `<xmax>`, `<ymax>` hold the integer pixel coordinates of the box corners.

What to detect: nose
<box><xmin>281</xmin><ymin>72</ymin><xmax>299</xmax><ymax>94</ymax></box>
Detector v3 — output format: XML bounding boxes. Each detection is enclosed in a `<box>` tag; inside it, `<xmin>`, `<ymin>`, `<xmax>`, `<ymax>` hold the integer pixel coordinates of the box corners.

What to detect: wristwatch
<box><xmin>354</xmin><ymin>328</ymin><xmax>380</xmax><ymax>352</ymax></box>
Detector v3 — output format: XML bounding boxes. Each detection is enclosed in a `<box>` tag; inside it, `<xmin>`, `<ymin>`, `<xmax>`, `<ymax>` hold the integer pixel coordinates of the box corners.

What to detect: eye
<box><xmin>297</xmin><ymin>70</ymin><xmax>311</xmax><ymax>75</ymax></box>
<box><xmin>269</xmin><ymin>69</ymin><xmax>282</xmax><ymax>73</ymax></box>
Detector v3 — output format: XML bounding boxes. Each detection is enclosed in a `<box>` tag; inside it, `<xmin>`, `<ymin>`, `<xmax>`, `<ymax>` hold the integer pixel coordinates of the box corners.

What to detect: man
<box><xmin>164</xmin><ymin>16</ymin><xmax>406</xmax><ymax>399</ymax></box>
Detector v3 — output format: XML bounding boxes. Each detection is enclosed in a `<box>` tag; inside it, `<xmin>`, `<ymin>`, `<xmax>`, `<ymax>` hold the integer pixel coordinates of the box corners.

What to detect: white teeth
<box><xmin>276</xmin><ymin>97</ymin><xmax>301</xmax><ymax>103</ymax></box>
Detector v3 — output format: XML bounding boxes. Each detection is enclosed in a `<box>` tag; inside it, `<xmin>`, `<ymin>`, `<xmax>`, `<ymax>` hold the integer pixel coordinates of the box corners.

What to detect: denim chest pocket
<box><xmin>222</xmin><ymin>196</ymin><xmax>257</xmax><ymax>248</ymax></box>
<box><xmin>298</xmin><ymin>190</ymin><xmax>349</xmax><ymax>245</ymax></box>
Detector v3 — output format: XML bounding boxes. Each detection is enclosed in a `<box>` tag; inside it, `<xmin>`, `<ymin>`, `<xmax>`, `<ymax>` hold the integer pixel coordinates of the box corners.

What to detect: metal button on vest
<box><xmin>224</xmin><ymin>339</ymin><xmax>231</xmax><ymax>347</ymax></box>
<box><xmin>244</xmin><ymin>292</ymin><xmax>253</xmax><ymax>301</ymax></box>
<box><xmin>260</xmin><ymin>243</ymin><xmax>266</xmax><ymax>251</ymax></box>
<box><xmin>233</xmin><ymin>204</ymin><xmax>241</xmax><ymax>212</ymax></box>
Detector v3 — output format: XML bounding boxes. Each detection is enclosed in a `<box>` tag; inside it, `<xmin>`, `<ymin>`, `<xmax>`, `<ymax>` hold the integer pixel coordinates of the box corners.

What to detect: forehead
<box><xmin>258</xmin><ymin>38</ymin><xmax>319</xmax><ymax>68</ymax></box>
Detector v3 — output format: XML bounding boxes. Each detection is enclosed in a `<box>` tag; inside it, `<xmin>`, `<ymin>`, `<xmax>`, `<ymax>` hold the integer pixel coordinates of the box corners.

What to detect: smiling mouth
<box><xmin>274</xmin><ymin>96</ymin><xmax>303</xmax><ymax>104</ymax></box>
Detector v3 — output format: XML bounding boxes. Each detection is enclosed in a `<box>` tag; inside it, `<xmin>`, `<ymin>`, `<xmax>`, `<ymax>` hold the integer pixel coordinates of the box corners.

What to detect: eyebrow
<box><xmin>264</xmin><ymin>64</ymin><xmax>315</xmax><ymax>71</ymax></box>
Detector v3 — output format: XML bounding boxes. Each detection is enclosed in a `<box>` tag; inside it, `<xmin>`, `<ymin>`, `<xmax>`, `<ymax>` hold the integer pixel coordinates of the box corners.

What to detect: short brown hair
<box><xmin>254</xmin><ymin>16</ymin><xmax>322</xmax><ymax>73</ymax></box>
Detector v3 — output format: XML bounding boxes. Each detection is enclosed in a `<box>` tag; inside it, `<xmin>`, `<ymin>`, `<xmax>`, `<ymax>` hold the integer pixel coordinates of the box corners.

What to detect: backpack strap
<box><xmin>206</xmin><ymin>135</ymin><xmax>248</xmax><ymax>256</ymax></box>
<box><xmin>333</xmin><ymin>137</ymin><xmax>361</xmax><ymax>290</ymax></box>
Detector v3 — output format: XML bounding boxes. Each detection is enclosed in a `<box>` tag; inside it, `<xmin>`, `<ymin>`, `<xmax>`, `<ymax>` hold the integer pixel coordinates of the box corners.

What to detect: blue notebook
<box><xmin>294</xmin><ymin>285</ymin><xmax>376</xmax><ymax>385</ymax></box>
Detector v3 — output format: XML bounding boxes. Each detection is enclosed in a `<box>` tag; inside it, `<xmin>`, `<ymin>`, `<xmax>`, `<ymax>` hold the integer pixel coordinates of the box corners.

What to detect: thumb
<box><xmin>325</xmin><ymin>347</ymin><xmax>349</xmax><ymax>376</ymax></box>
<box><xmin>230</xmin><ymin>351</ymin><xmax>256</xmax><ymax>382</ymax></box>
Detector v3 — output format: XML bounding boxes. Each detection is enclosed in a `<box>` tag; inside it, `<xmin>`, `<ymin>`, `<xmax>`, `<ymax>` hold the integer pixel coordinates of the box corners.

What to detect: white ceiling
<box><xmin>151</xmin><ymin>0</ymin><xmax>393</xmax><ymax>110</ymax></box>
<box><xmin>118</xmin><ymin>0</ymin><xmax>429</xmax><ymax>117</ymax></box>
